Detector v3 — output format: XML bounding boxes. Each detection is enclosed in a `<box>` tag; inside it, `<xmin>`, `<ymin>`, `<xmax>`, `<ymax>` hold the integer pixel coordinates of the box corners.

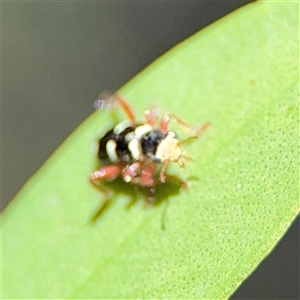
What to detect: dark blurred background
<box><xmin>2</xmin><ymin>2</ymin><xmax>299</xmax><ymax>299</ymax></box>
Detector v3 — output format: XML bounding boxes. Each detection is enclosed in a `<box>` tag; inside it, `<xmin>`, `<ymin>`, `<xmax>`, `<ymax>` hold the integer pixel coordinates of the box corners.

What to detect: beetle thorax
<box><xmin>154</xmin><ymin>131</ymin><xmax>184</xmax><ymax>163</ymax></box>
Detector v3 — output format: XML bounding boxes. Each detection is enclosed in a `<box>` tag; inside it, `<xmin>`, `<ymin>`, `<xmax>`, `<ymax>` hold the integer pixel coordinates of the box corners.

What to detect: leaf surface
<box><xmin>2</xmin><ymin>1</ymin><xmax>298</xmax><ymax>298</ymax></box>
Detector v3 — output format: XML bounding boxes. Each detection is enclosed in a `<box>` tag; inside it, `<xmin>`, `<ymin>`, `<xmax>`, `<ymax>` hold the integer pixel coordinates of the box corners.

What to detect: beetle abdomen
<box><xmin>98</xmin><ymin>125</ymin><xmax>136</xmax><ymax>163</ymax></box>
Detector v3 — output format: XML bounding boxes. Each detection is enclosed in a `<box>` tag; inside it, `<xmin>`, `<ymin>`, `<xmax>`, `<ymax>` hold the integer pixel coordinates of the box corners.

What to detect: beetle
<box><xmin>90</xmin><ymin>92</ymin><xmax>210</xmax><ymax>211</ymax></box>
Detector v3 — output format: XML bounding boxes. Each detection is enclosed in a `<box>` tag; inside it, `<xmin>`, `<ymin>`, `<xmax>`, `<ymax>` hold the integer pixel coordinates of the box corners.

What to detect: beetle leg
<box><xmin>160</xmin><ymin>114</ymin><xmax>171</xmax><ymax>133</ymax></box>
<box><xmin>122</xmin><ymin>162</ymin><xmax>143</xmax><ymax>183</ymax></box>
<box><xmin>89</xmin><ymin>165</ymin><xmax>123</xmax><ymax>203</ymax></box>
<box><xmin>160</xmin><ymin>114</ymin><xmax>194</xmax><ymax>134</ymax></box>
<box><xmin>90</xmin><ymin>165</ymin><xmax>123</xmax><ymax>183</ymax></box>
<box><xmin>144</xmin><ymin>106</ymin><xmax>159</xmax><ymax>127</ymax></box>
<box><xmin>159</xmin><ymin>160</ymin><xmax>170</xmax><ymax>183</ymax></box>
<box><xmin>122</xmin><ymin>161</ymin><xmax>158</xmax><ymax>188</ymax></box>
<box><xmin>89</xmin><ymin>165</ymin><xmax>124</xmax><ymax>222</ymax></box>
<box><xmin>137</xmin><ymin>163</ymin><xmax>157</xmax><ymax>187</ymax></box>
<box><xmin>160</xmin><ymin>113</ymin><xmax>210</xmax><ymax>137</ymax></box>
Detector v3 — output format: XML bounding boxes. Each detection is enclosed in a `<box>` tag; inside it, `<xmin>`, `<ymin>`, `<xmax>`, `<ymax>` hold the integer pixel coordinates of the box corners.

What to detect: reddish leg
<box><xmin>90</xmin><ymin>165</ymin><xmax>123</xmax><ymax>183</ymax></box>
<box><xmin>90</xmin><ymin>165</ymin><xmax>123</xmax><ymax>199</ymax></box>
<box><xmin>137</xmin><ymin>163</ymin><xmax>157</xmax><ymax>187</ymax></box>
<box><xmin>160</xmin><ymin>113</ymin><xmax>210</xmax><ymax>137</ymax></box>
<box><xmin>122</xmin><ymin>161</ymin><xmax>158</xmax><ymax>206</ymax></box>
<box><xmin>144</xmin><ymin>106</ymin><xmax>159</xmax><ymax>127</ymax></box>
<box><xmin>122</xmin><ymin>161</ymin><xmax>187</xmax><ymax>207</ymax></box>
<box><xmin>160</xmin><ymin>114</ymin><xmax>194</xmax><ymax>133</ymax></box>
<box><xmin>122</xmin><ymin>162</ymin><xmax>143</xmax><ymax>183</ymax></box>
<box><xmin>160</xmin><ymin>114</ymin><xmax>171</xmax><ymax>133</ymax></box>
<box><xmin>89</xmin><ymin>165</ymin><xmax>123</xmax><ymax>222</ymax></box>
<box><xmin>122</xmin><ymin>161</ymin><xmax>158</xmax><ymax>188</ymax></box>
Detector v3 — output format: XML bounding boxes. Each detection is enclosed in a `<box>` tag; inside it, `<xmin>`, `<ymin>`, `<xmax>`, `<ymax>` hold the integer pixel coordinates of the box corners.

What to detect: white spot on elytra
<box><xmin>114</xmin><ymin>121</ymin><xmax>132</xmax><ymax>135</ymax></box>
<box><xmin>128</xmin><ymin>139</ymin><xmax>142</xmax><ymax>160</ymax></box>
<box><xmin>106</xmin><ymin>140</ymin><xmax>118</xmax><ymax>162</ymax></box>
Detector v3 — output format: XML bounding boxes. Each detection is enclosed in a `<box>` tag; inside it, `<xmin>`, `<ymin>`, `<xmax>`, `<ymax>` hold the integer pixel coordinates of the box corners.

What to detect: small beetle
<box><xmin>90</xmin><ymin>93</ymin><xmax>210</xmax><ymax>210</ymax></box>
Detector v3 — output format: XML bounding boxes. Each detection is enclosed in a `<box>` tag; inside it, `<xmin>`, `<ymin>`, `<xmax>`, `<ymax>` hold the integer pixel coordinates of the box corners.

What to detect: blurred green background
<box><xmin>2</xmin><ymin>2</ymin><xmax>299</xmax><ymax>299</ymax></box>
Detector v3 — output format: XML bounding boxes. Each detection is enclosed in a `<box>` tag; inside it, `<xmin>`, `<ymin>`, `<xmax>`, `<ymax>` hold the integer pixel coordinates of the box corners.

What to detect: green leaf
<box><xmin>2</xmin><ymin>1</ymin><xmax>298</xmax><ymax>298</ymax></box>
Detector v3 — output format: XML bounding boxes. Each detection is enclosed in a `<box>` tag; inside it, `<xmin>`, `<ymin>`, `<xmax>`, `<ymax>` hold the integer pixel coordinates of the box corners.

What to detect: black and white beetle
<box><xmin>90</xmin><ymin>93</ymin><xmax>210</xmax><ymax>205</ymax></box>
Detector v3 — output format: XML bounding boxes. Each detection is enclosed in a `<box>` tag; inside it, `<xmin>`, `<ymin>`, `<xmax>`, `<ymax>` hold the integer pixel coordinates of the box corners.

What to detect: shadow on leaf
<box><xmin>89</xmin><ymin>176</ymin><xmax>188</xmax><ymax>227</ymax></box>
